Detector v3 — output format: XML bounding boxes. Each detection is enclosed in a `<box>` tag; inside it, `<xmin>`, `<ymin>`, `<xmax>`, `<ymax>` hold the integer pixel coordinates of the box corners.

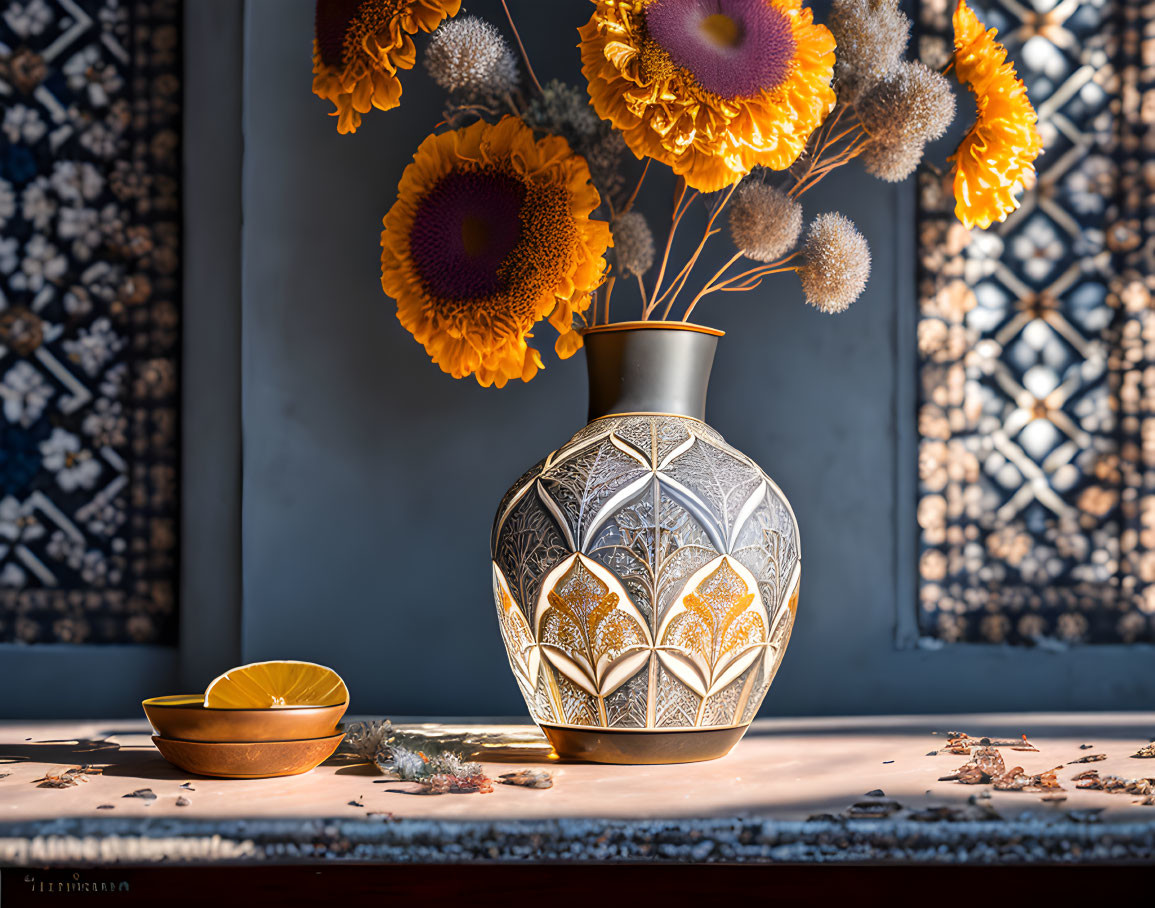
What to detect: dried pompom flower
<box><xmin>861</xmin><ymin>139</ymin><xmax>924</xmax><ymax>182</ymax></box>
<box><xmin>423</xmin><ymin>16</ymin><xmax>519</xmax><ymax>101</ymax></box>
<box><xmin>857</xmin><ymin>60</ymin><xmax>956</xmax><ymax>147</ymax></box>
<box><xmin>797</xmin><ymin>213</ymin><xmax>871</xmax><ymax>313</ymax></box>
<box><xmin>728</xmin><ymin>181</ymin><xmax>803</xmax><ymax>263</ymax></box>
<box><xmin>829</xmin><ymin>0</ymin><xmax>911</xmax><ymax>103</ymax></box>
<box><xmin>526</xmin><ymin>79</ymin><xmax>601</xmax><ymax>140</ymax></box>
<box><xmin>526</xmin><ymin>80</ymin><xmax>630</xmax><ymax>206</ymax></box>
<box><xmin>612</xmin><ymin>211</ymin><xmax>655</xmax><ymax>277</ymax></box>
<box><xmin>344</xmin><ymin>719</ymin><xmax>394</xmax><ymax>760</ymax></box>
<box><xmin>376</xmin><ymin>744</ymin><xmax>429</xmax><ymax>780</ymax></box>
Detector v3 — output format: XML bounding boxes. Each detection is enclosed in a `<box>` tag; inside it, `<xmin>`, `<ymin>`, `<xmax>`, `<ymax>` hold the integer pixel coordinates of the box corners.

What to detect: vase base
<box><xmin>540</xmin><ymin>723</ymin><xmax>749</xmax><ymax>765</ymax></box>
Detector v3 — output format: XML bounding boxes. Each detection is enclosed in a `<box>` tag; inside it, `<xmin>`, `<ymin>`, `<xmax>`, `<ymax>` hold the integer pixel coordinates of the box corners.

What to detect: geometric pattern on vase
<box><xmin>0</xmin><ymin>0</ymin><xmax>181</xmax><ymax>644</ymax></box>
<box><xmin>492</xmin><ymin>413</ymin><xmax>800</xmax><ymax>730</ymax></box>
<box><xmin>915</xmin><ymin>0</ymin><xmax>1150</xmax><ymax>643</ymax></box>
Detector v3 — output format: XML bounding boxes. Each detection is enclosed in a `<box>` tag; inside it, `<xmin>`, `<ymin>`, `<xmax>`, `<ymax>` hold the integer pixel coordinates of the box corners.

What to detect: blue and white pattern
<box><xmin>916</xmin><ymin>0</ymin><xmax>1151</xmax><ymax>644</ymax></box>
<box><xmin>0</xmin><ymin>0</ymin><xmax>180</xmax><ymax>644</ymax></box>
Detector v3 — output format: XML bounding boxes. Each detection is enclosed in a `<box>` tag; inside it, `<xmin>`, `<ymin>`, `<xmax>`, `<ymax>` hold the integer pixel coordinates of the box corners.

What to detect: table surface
<box><xmin>2</xmin><ymin>713</ymin><xmax>1155</xmax><ymax>864</ymax></box>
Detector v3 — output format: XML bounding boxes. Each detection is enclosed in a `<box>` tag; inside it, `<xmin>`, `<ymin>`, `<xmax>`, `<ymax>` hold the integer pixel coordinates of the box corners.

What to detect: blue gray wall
<box><xmin>238</xmin><ymin>0</ymin><xmax>1153</xmax><ymax>718</ymax></box>
<box><xmin>10</xmin><ymin>0</ymin><xmax>1148</xmax><ymax>721</ymax></box>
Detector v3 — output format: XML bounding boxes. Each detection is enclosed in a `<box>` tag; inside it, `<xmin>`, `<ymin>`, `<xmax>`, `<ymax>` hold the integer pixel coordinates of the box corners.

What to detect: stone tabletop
<box><xmin>2</xmin><ymin>713</ymin><xmax>1155</xmax><ymax>864</ymax></box>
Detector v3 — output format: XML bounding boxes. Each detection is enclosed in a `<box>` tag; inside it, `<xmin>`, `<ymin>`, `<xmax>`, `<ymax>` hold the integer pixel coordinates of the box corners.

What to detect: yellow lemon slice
<box><xmin>203</xmin><ymin>661</ymin><xmax>348</xmax><ymax>709</ymax></box>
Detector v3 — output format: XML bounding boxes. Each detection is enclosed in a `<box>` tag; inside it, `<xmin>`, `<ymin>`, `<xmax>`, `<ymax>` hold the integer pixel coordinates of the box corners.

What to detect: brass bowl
<box><xmin>143</xmin><ymin>695</ymin><xmax>347</xmax><ymax>742</ymax></box>
<box><xmin>152</xmin><ymin>733</ymin><xmax>345</xmax><ymax>779</ymax></box>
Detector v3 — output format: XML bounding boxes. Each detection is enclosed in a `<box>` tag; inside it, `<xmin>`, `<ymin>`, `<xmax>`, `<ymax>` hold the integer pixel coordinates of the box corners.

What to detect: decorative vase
<box><xmin>490</xmin><ymin>322</ymin><xmax>801</xmax><ymax>764</ymax></box>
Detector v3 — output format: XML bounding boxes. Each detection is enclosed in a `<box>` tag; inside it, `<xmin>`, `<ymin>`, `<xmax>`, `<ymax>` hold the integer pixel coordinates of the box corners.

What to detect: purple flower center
<box><xmin>409</xmin><ymin>168</ymin><xmax>526</xmax><ymax>301</ymax></box>
<box><xmin>645</xmin><ymin>0</ymin><xmax>797</xmax><ymax>99</ymax></box>
<box><xmin>315</xmin><ymin>0</ymin><xmax>364</xmax><ymax>67</ymax></box>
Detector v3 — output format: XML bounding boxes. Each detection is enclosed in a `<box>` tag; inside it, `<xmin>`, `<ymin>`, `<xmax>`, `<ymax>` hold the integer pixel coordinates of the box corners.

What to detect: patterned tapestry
<box><xmin>916</xmin><ymin>0</ymin><xmax>1153</xmax><ymax>644</ymax></box>
<box><xmin>0</xmin><ymin>0</ymin><xmax>180</xmax><ymax>644</ymax></box>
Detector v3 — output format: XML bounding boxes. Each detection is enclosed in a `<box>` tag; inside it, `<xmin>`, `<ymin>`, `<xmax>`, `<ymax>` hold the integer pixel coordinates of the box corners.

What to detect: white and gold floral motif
<box><xmin>492</xmin><ymin>564</ymin><xmax>540</xmax><ymax>701</ymax></box>
<box><xmin>656</xmin><ymin>556</ymin><xmax>767</xmax><ymax>705</ymax></box>
<box><xmin>535</xmin><ymin>553</ymin><xmax>651</xmax><ymax>725</ymax></box>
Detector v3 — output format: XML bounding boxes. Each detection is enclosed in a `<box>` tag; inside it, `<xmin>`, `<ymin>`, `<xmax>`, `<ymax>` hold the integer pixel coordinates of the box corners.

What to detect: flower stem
<box><xmin>655</xmin><ymin>181</ymin><xmax>738</xmax><ymax>319</ymax></box>
<box><xmin>787</xmin><ymin>105</ymin><xmax>845</xmax><ymax>196</ymax></box>
<box><xmin>501</xmin><ymin>0</ymin><xmax>544</xmax><ymax>95</ymax></box>
<box><xmin>791</xmin><ymin>131</ymin><xmax>868</xmax><ymax>197</ymax></box>
<box><xmin>788</xmin><ymin>113</ymin><xmax>866</xmax><ymax>199</ymax></box>
<box><xmin>645</xmin><ymin>177</ymin><xmax>693</xmax><ymax>319</ymax></box>
<box><xmin>621</xmin><ymin>158</ymin><xmax>650</xmax><ymax>216</ymax></box>
<box><xmin>681</xmin><ymin>251</ymin><xmax>800</xmax><ymax>320</ymax></box>
<box><xmin>711</xmin><ymin>259</ymin><xmax>799</xmax><ymax>293</ymax></box>
<box><xmin>681</xmin><ymin>251</ymin><xmax>744</xmax><ymax>321</ymax></box>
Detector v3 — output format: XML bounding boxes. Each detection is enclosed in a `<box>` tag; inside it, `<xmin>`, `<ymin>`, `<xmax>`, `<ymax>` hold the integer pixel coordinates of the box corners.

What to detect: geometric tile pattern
<box><xmin>0</xmin><ymin>0</ymin><xmax>180</xmax><ymax>644</ymax></box>
<box><xmin>917</xmin><ymin>0</ymin><xmax>1152</xmax><ymax>643</ymax></box>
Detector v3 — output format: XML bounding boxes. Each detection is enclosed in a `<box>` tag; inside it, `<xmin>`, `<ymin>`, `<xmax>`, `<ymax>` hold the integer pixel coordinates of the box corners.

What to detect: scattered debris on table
<box><xmin>375</xmin><ymin>741</ymin><xmax>493</xmax><ymax>794</ymax></box>
<box><xmin>427</xmin><ymin>772</ymin><xmax>493</xmax><ymax>794</ymax></box>
<box><xmin>499</xmin><ymin>769</ymin><xmax>553</xmax><ymax>789</ymax></box>
<box><xmin>123</xmin><ymin>788</ymin><xmax>156</xmax><ymax>801</ymax></box>
<box><xmin>95</xmin><ymin>804</ymin><xmax>114</xmax><ymax>810</ymax></box>
<box><xmin>938</xmin><ymin>744</ymin><xmax>1062</xmax><ymax>792</ymax></box>
<box><xmin>341</xmin><ymin>720</ymin><xmax>505</xmax><ymax>795</ymax></box>
<box><xmin>175</xmin><ymin>796</ymin><xmax>190</xmax><ymax>807</ymax></box>
<box><xmin>1073</xmin><ymin>769</ymin><xmax>1155</xmax><ymax>803</ymax></box>
<box><xmin>992</xmin><ymin>765</ymin><xmax>1063</xmax><ymax>793</ymax></box>
<box><xmin>34</xmin><ymin>766</ymin><xmax>102</xmax><ymax>788</ymax></box>
<box><xmin>930</xmin><ymin>728</ymin><xmax>1155</xmax><ymax>809</ymax></box>
<box><xmin>179</xmin><ymin>782</ymin><xmax>195</xmax><ymax>790</ymax></box>
<box><xmin>939</xmin><ymin>732</ymin><xmax>1037</xmax><ymax>755</ymax></box>
<box><xmin>348</xmin><ymin>797</ymin><xmax>364</xmax><ymax>807</ymax></box>
<box><xmin>864</xmin><ymin>789</ymin><xmax>885</xmax><ymax>797</ymax></box>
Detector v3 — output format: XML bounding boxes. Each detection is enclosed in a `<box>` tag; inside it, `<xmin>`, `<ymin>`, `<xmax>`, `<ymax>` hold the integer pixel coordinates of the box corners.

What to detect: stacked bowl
<box><xmin>143</xmin><ymin>661</ymin><xmax>348</xmax><ymax>778</ymax></box>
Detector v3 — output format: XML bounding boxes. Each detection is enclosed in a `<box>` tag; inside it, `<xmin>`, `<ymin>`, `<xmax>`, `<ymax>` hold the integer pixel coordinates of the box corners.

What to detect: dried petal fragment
<box><xmin>35</xmin><ymin>766</ymin><xmax>99</xmax><ymax>788</ymax></box>
<box><xmin>992</xmin><ymin>765</ymin><xmax>1062</xmax><ymax>792</ymax></box>
<box><xmin>1075</xmin><ymin>771</ymin><xmax>1155</xmax><ymax>795</ymax></box>
<box><xmin>499</xmin><ymin>769</ymin><xmax>554</xmax><ymax>789</ymax></box>
<box><xmin>428</xmin><ymin>773</ymin><xmax>494</xmax><ymax>794</ymax></box>
<box><xmin>1011</xmin><ymin>735</ymin><xmax>1038</xmax><ymax>752</ymax></box>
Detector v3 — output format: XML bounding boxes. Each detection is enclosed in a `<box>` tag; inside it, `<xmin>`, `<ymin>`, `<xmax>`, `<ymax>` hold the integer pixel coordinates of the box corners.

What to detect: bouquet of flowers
<box><xmin>313</xmin><ymin>0</ymin><xmax>1040</xmax><ymax>388</ymax></box>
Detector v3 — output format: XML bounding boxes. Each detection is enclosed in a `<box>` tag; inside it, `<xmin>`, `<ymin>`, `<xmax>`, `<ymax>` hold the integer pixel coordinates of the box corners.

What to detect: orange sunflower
<box><xmin>381</xmin><ymin>116</ymin><xmax>612</xmax><ymax>388</ymax></box>
<box><xmin>580</xmin><ymin>0</ymin><xmax>836</xmax><ymax>193</ymax></box>
<box><xmin>949</xmin><ymin>0</ymin><xmax>1042</xmax><ymax>229</ymax></box>
<box><xmin>312</xmin><ymin>0</ymin><xmax>461</xmax><ymax>135</ymax></box>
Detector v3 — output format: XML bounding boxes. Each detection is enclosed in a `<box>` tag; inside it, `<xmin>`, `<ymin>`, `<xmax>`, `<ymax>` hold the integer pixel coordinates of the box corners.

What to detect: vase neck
<box><xmin>583</xmin><ymin>323</ymin><xmax>721</xmax><ymax>423</ymax></box>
